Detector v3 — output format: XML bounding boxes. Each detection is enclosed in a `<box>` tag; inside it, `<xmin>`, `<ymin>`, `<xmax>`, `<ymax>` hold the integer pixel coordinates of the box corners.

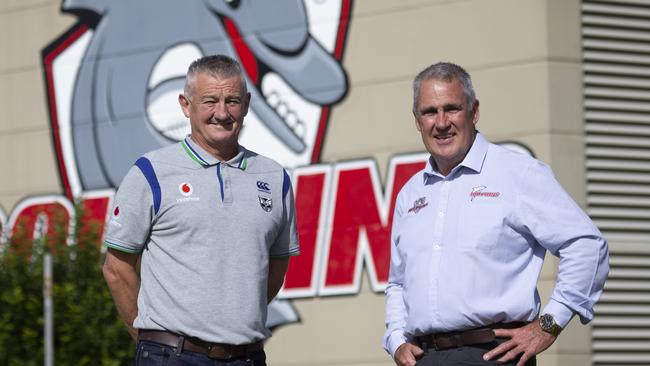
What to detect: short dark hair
<box><xmin>413</xmin><ymin>62</ymin><xmax>476</xmax><ymax>116</ymax></box>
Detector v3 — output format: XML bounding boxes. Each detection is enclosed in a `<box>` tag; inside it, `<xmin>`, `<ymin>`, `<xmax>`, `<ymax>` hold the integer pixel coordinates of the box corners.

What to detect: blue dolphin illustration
<box><xmin>64</xmin><ymin>0</ymin><xmax>348</xmax><ymax>189</ymax></box>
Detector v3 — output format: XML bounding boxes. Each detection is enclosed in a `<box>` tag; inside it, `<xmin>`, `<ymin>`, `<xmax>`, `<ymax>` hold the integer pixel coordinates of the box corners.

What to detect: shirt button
<box><xmin>433</xmin><ymin>244</ymin><xmax>441</xmax><ymax>250</ymax></box>
<box><xmin>438</xmin><ymin>211</ymin><xmax>444</xmax><ymax>217</ymax></box>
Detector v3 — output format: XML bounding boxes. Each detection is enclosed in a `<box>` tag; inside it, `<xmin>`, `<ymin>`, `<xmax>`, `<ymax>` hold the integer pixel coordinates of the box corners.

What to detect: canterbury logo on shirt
<box><xmin>257</xmin><ymin>181</ymin><xmax>271</xmax><ymax>192</ymax></box>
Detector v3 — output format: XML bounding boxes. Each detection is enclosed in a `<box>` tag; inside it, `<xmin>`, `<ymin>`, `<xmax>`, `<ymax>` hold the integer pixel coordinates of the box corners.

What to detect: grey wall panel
<box><xmin>582</xmin><ymin>0</ymin><xmax>650</xmax><ymax>363</ymax></box>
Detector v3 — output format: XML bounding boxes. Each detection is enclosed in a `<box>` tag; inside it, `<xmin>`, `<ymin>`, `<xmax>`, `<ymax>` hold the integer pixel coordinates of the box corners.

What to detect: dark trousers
<box><xmin>415</xmin><ymin>341</ymin><xmax>536</xmax><ymax>366</ymax></box>
<box><xmin>135</xmin><ymin>340</ymin><xmax>267</xmax><ymax>366</ymax></box>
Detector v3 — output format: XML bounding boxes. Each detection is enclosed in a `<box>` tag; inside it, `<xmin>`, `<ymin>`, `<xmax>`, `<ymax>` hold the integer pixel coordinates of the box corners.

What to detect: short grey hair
<box><xmin>412</xmin><ymin>62</ymin><xmax>476</xmax><ymax>116</ymax></box>
<box><xmin>184</xmin><ymin>54</ymin><xmax>248</xmax><ymax>97</ymax></box>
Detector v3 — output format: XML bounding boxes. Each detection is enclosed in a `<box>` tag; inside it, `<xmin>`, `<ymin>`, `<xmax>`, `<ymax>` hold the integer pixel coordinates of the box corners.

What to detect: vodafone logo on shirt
<box><xmin>109</xmin><ymin>205</ymin><xmax>123</xmax><ymax>228</ymax></box>
<box><xmin>177</xmin><ymin>183</ymin><xmax>199</xmax><ymax>203</ymax></box>
<box><xmin>179</xmin><ymin>183</ymin><xmax>193</xmax><ymax>197</ymax></box>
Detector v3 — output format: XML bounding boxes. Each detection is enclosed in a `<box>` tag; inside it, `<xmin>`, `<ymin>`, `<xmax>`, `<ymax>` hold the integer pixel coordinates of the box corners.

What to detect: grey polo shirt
<box><xmin>104</xmin><ymin>136</ymin><xmax>299</xmax><ymax>344</ymax></box>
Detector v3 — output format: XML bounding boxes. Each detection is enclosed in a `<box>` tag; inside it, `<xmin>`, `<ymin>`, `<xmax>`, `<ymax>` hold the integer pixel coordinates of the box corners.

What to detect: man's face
<box><xmin>414</xmin><ymin>78</ymin><xmax>479</xmax><ymax>175</ymax></box>
<box><xmin>179</xmin><ymin>72</ymin><xmax>250</xmax><ymax>154</ymax></box>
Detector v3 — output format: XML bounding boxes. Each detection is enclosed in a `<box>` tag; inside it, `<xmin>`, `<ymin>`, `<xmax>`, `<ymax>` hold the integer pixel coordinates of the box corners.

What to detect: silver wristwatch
<box><xmin>539</xmin><ymin>313</ymin><xmax>562</xmax><ymax>337</ymax></box>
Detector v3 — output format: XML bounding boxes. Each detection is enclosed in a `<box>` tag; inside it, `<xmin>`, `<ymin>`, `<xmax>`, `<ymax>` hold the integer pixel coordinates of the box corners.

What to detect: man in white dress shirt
<box><xmin>383</xmin><ymin>62</ymin><xmax>609</xmax><ymax>366</ymax></box>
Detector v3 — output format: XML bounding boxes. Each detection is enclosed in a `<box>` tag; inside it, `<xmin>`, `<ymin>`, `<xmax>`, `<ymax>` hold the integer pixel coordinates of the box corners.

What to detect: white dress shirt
<box><xmin>383</xmin><ymin>133</ymin><xmax>609</xmax><ymax>356</ymax></box>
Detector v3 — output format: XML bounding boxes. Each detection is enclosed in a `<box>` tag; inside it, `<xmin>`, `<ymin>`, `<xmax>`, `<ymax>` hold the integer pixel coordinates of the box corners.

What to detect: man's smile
<box><xmin>434</xmin><ymin>134</ymin><xmax>455</xmax><ymax>142</ymax></box>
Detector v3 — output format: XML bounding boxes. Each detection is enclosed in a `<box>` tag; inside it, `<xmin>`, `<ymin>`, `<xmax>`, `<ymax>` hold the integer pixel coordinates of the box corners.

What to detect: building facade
<box><xmin>0</xmin><ymin>0</ymin><xmax>648</xmax><ymax>365</ymax></box>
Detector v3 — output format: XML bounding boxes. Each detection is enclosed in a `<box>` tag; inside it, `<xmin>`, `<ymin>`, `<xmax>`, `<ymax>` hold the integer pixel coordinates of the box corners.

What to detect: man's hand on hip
<box><xmin>483</xmin><ymin>322</ymin><xmax>556</xmax><ymax>366</ymax></box>
<box><xmin>394</xmin><ymin>342</ymin><xmax>424</xmax><ymax>366</ymax></box>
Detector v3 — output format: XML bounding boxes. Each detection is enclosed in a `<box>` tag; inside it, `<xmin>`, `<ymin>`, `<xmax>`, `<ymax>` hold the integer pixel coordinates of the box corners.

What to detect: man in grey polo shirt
<box><xmin>102</xmin><ymin>55</ymin><xmax>299</xmax><ymax>365</ymax></box>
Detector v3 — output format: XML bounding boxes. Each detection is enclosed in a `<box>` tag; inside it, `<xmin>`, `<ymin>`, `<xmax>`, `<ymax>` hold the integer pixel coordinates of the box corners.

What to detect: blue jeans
<box><xmin>135</xmin><ymin>340</ymin><xmax>267</xmax><ymax>366</ymax></box>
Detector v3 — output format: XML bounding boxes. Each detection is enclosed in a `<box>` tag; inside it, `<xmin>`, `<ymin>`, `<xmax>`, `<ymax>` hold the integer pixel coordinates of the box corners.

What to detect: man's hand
<box><xmin>393</xmin><ymin>342</ymin><xmax>424</xmax><ymax>366</ymax></box>
<box><xmin>483</xmin><ymin>322</ymin><xmax>557</xmax><ymax>366</ymax></box>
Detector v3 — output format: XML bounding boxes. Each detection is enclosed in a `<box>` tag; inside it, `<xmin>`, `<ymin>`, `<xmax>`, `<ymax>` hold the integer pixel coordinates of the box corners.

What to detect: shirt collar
<box><xmin>459</xmin><ymin>132</ymin><xmax>489</xmax><ymax>173</ymax></box>
<box><xmin>423</xmin><ymin>132</ymin><xmax>488</xmax><ymax>184</ymax></box>
<box><xmin>181</xmin><ymin>135</ymin><xmax>248</xmax><ymax>170</ymax></box>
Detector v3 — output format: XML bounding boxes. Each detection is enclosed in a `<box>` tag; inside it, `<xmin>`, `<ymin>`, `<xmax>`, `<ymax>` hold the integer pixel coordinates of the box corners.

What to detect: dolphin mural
<box><xmin>47</xmin><ymin>0</ymin><xmax>350</xmax><ymax>192</ymax></box>
<box><xmin>43</xmin><ymin>0</ymin><xmax>353</xmax><ymax>329</ymax></box>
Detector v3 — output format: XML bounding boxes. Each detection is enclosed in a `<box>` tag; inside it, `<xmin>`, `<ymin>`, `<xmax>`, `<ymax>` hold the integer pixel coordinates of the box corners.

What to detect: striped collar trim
<box><xmin>182</xmin><ymin>136</ymin><xmax>248</xmax><ymax>170</ymax></box>
<box><xmin>182</xmin><ymin>137</ymin><xmax>210</xmax><ymax>166</ymax></box>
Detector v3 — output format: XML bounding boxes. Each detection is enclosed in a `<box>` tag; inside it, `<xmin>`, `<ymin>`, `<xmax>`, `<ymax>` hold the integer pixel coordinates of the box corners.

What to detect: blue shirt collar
<box><xmin>423</xmin><ymin>132</ymin><xmax>489</xmax><ymax>184</ymax></box>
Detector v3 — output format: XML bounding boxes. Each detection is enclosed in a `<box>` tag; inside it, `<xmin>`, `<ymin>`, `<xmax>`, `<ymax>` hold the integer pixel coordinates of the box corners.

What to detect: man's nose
<box><xmin>434</xmin><ymin>111</ymin><xmax>451</xmax><ymax>128</ymax></box>
<box><xmin>212</xmin><ymin>102</ymin><xmax>231</xmax><ymax>121</ymax></box>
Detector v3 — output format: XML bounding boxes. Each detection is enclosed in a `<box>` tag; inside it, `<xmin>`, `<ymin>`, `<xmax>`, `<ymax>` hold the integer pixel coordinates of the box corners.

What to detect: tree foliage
<box><xmin>0</xmin><ymin>206</ymin><xmax>134</xmax><ymax>365</ymax></box>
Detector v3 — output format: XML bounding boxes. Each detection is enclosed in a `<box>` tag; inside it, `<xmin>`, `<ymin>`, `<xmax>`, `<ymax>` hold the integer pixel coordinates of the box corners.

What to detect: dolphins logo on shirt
<box><xmin>470</xmin><ymin>186</ymin><xmax>500</xmax><ymax>201</ymax></box>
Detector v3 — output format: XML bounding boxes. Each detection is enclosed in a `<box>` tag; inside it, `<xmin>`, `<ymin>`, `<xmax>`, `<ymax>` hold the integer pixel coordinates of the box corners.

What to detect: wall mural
<box><xmin>43</xmin><ymin>0</ymin><xmax>351</xmax><ymax>197</ymax></box>
<box><xmin>0</xmin><ymin>0</ymin><xmax>534</xmax><ymax>331</ymax></box>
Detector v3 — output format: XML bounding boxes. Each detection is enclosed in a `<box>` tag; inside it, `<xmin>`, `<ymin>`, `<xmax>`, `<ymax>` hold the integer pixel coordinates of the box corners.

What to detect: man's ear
<box><xmin>179</xmin><ymin>94</ymin><xmax>191</xmax><ymax>118</ymax></box>
<box><xmin>472</xmin><ymin>100</ymin><xmax>480</xmax><ymax>126</ymax></box>
<box><xmin>414</xmin><ymin>113</ymin><xmax>423</xmax><ymax>132</ymax></box>
<box><xmin>242</xmin><ymin>92</ymin><xmax>251</xmax><ymax>117</ymax></box>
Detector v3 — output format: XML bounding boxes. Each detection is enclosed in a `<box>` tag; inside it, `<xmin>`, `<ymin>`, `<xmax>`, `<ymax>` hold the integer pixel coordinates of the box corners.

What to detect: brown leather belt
<box><xmin>415</xmin><ymin>322</ymin><xmax>526</xmax><ymax>351</ymax></box>
<box><xmin>138</xmin><ymin>330</ymin><xmax>263</xmax><ymax>360</ymax></box>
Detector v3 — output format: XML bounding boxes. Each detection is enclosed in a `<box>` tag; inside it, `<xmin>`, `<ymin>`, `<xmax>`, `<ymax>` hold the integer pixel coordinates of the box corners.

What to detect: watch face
<box><xmin>540</xmin><ymin>314</ymin><xmax>554</xmax><ymax>330</ymax></box>
<box><xmin>540</xmin><ymin>314</ymin><xmax>562</xmax><ymax>336</ymax></box>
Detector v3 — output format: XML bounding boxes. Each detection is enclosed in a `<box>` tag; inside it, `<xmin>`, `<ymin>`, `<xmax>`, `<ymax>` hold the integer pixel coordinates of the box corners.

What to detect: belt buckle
<box><xmin>207</xmin><ymin>344</ymin><xmax>232</xmax><ymax>360</ymax></box>
<box><xmin>421</xmin><ymin>335</ymin><xmax>448</xmax><ymax>351</ymax></box>
<box><xmin>429</xmin><ymin>335</ymin><xmax>439</xmax><ymax>350</ymax></box>
<box><xmin>432</xmin><ymin>333</ymin><xmax>457</xmax><ymax>350</ymax></box>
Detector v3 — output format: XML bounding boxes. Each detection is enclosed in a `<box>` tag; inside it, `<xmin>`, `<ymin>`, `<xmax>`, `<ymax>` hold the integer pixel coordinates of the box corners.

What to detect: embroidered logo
<box><xmin>408</xmin><ymin>197</ymin><xmax>428</xmax><ymax>214</ymax></box>
<box><xmin>177</xmin><ymin>182</ymin><xmax>200</xmax><ymax>203</ymax></box>
<box><xmin>108</xmin><ymin>205</ymin><xmax>123</xmax><ymax>227</ymax></box>
<box><xmin>259</xmin><ymin>196</ymin><xmax>273</xmax><ymax>212</ymax></box>
<box><xmin>257</xmin><ymin>181</ymin><xmax>271</xmax><ymax>192</ymax></box>
<box><xmin>179</xmin><ymin>182</ymin><xmax>193</xmax><ymax>196</ymax></box>
<box><xmin>470</xmin><ymin>186</ymin><xmax>500</xmax><ymax>201</ymax></box>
